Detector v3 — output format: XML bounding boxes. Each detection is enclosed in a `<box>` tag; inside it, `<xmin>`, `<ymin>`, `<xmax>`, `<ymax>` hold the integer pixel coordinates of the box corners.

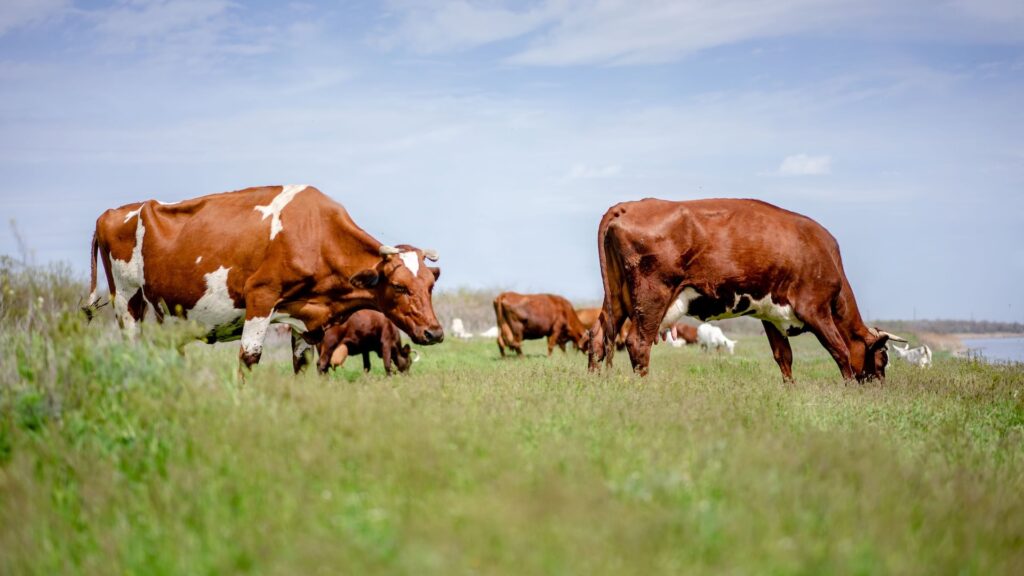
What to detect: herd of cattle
<box><xmin>84</xmin><ymin>185</ymin><xmax>932</xmax><ymax>382</ymax></box>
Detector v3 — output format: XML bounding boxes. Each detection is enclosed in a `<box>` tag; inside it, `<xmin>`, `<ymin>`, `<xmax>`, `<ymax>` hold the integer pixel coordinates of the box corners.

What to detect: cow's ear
<box><xmin>350</xmin><ymin>269</ymin><xmax>380</xmax><ymax>289</ymax></box>
<box><xmin>428</xmin><ymin>266</ymin><xmax>441</xmax><ymax>281</ymax></box>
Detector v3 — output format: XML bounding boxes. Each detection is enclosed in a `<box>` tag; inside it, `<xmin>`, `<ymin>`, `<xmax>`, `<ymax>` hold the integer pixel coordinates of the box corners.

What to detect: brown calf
<box><xmin>317</xmin><ymin>310</ymin><xmax>417</xmax><ymax>375</ymax></box>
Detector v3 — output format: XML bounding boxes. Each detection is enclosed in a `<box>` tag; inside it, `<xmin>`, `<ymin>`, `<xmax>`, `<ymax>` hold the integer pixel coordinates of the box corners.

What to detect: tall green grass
<box><xmin>2</xmin><ymin>258</ymin><xmax>1022</xmax><ymax>574</ymax></box>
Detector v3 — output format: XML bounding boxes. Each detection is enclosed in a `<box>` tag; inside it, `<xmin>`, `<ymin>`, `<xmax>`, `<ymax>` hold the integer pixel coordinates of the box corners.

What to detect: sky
<box><xmin>1</xmin><ymin>0</ymin><xmax>1022</xmax><ymax>322</ymax></box>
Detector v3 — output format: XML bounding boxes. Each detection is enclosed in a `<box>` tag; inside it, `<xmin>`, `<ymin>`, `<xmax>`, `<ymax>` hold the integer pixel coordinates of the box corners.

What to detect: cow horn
<box><xmin>877</xmin><ymin>329</ymin><xmax>907</xmax><ymax>343</ymax></box>
<box><xmin>378</xmin><ymin>245</ymin><xmax>400</xmax><ymax>256</ymax></box>
<box><xmin>422</xmin><ymin>249</ymin><xmax>439</xmax><ymax>262</ymax></box>
<box><xmin>410</xmin><ymin>349</ymin><xmax>421</xmax><ymax>363</ymax></box>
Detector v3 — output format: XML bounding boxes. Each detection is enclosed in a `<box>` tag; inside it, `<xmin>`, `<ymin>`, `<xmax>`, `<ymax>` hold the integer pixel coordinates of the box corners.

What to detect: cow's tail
<box><xmin>591</xmin><ymin>206</ymin><xmax>628</xmax><ymax>369</ymax></box>
<box><xmin>82</xmin><ymin>231</ymin><xmax>103</xmax><ymax>321</ymax></box>
<box><xmin>494</xmin><ymin>296</ymin><xmax>514</xmax><ymax>345</ymax></box>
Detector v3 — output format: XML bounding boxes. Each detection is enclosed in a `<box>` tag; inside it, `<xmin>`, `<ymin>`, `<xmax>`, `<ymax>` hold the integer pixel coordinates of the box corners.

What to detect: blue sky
<box><xmin>1</xmin><ymin>0</ymin><xmax>1022</xmax><ymax>321</ymax></box>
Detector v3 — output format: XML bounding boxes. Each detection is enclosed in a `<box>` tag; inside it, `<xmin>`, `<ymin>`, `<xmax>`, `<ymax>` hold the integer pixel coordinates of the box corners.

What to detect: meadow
<box><xmin>2</xmin><ymin>258</ymin><xmax>1023</xmax><ymax>575</ymax></box>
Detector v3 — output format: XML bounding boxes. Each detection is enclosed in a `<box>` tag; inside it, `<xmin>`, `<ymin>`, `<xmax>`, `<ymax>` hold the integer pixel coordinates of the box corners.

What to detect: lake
<box><xmin>960</xmin><ymin>336</ymin><xmax>1024</xmax><ymax>364</ymax></box>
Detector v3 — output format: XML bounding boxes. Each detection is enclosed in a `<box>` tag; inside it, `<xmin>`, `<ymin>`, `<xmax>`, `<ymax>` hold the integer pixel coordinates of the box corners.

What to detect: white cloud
<box><xmin>379</xmin><ymin>0</ymin><xmax>1024</xmax><ymax>66</ymax></box>
<box><xmin>0</xmin><ymin>0</ymin><xmax>68</xmax><ymax>36</ymax></box>
<box><xmin>776</xmin><ymin>153</ymin><xmax>832</xmax><ymax>176</ymax></box>
<box><xmin>566</xmin><ymin>163</ymin><xmax>623</xmax><ymax>180</ymax></box>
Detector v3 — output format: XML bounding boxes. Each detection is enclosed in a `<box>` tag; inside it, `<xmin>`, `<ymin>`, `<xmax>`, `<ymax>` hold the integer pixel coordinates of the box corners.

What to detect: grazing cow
<box><xmin>588</xmin><ymin>198</ymin><xmax>905</xmax><ymax>381</ymax></box>
<box><xmin>85</xmin><ymin>185</ymin><xmax>444</xmax><ymax>372</ymax></box>
<box><xmin>890</xmin><ymin>343</ymin><xmax>932</xmax><ymax>368</ymax></box>
<box><xmin>494</xmin><ymin>292</ymin><xmax>588</xmax><ymax>356</ymax></box>
<box><xmin>451</xmin><ymin>317</ymin><xmax>473</xmax><ymax>339</ymax></box>
<box><xmin>697</xmin><ymin>323</ymin><xmax>736</xmax><ymax>355</ymax></box>
<box><xmin>317</xmin><ymin>310</ymin><xmax>418</xmax><ymax>375</ymax></box>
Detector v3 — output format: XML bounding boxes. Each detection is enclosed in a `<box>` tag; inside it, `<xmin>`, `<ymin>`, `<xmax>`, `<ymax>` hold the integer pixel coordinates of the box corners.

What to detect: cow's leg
<box><xmin>547</xmin><ymin>333</ymin><xmax>558</xmax><ymax>356</ymax></box>
<box><xmin>625</xmin><ymin>287</ymin><xmax>673</xmax><ymax>377</ymax></box>
<box><xmin>381</xmin><ymin>347</ymin><xmax>393</xmax><ymax>376</ymax></box>
<box><xmin>239</xmin><ymin>286</ymin><xmax>279</xmax><ymax>369</ymax></box>
<box><xmin>762</xmin><ymin>321</ymin><xmax>794</xmax><ymax>382</ymax></box>
<box><xmin>803</xmin><ymin>311</ymin><xmax>854</xmax><ymax>381</ymax></box>
<box><xmin>362</xmin><ymin>351</ymin><xmax>372</xmax><ymax>373</ymax></box>
<box><xmin>497</xmin><ymin>333</ymin><xmax>507</xmax><ymax>357</ymax></box>
<box><xmin>291</xmin><ymin>330</ymin><xmax>312</xmax><ymax>374</ymax></box>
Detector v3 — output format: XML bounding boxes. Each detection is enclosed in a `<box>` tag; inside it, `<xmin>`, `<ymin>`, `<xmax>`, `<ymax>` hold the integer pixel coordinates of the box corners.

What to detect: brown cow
<box><xmin>317</xmin><ymin>310</ymin><xmax>417</xmax><ymax>375</ymax></box>
<box><xmin>494</xmin><ymin>292</ymin><xmax>588</xmax><ymax>357</ymax></box>
<box><xmin>589</xmin><ymin>198</ymin><xmax>904</xmax><ymax>381</ymax></box>
<box><xmin>84</xmin><ymin>185</ymin><xmax>444</xmax><ymax>372</ymax></box>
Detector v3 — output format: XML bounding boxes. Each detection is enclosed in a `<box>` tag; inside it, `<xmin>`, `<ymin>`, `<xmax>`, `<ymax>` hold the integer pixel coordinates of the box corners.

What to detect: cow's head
<box><xmin>854</xmin><ymin>328</ymin><xmax>906</xmax><ymax>381</ymax></box>
<box><xmin>350</xmin><ymin>245</ymin><xmax>443</xmax><ymax>345</ymax></box>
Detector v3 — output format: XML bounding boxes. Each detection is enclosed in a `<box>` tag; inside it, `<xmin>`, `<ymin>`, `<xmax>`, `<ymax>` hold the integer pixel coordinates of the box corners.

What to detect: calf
<box><xmin>317</xmin><ymin>310</ymin><xmax>418</xmax><ymax>375</ymax></box>
<box><xmin>890</xmin><ymin>343</ymin><xmax>932</xmax><ymax>368</ymax></box>
<box><xmin>661</xmin><ymin>323</ymin><xmax>698</xmax><ymax>347</ymax></box>
<box><xmin>697</xmin><ymin>323</ymin><xmax>736</xmax><ymax>354</ymax></box>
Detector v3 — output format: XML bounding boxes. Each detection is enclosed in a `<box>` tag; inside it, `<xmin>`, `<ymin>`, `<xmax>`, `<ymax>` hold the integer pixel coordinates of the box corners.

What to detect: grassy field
<box><xmin>2</xmin><ymin>264</ymin><xmax>1023</xmax><ymax>574</ymax></box>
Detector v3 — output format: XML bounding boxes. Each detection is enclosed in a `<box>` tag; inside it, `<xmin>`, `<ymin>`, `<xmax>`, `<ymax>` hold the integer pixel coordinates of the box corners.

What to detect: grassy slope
<box><xmin>2</xmin><ymin>304</ymin><xmax>1023</xmax><ymax>576</ymax></box>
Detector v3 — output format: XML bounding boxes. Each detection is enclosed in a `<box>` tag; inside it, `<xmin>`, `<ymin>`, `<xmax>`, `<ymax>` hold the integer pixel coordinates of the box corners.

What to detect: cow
<box><xmin>588</xmin><ymin>198</ymin><xmax>905</xmax><ymax>381</ymax></box>
<box><xmin>661</xmin><ymin>323</ymin><xmax>698</xmax><ymax>347</ymax></box>
<box><xmin>493</xmin><ymin>292</ymin><xmax>588</xmax><ymax>357</ymax></box>
<box><xmin>317</xmin><ymin>309</ymin><xmax>419</xmax><ymax>375</ymax></box>
<box><xmin>889</xmin><ymin>343</ymin><xmax>932</xmax><ymax>368</ymax></box>
<box><xmin>697</xmin><ymin>323</ymin><xmax>736</xmax><ymax>355</ymax></box>
<box><xmin>84</xmin><ymin>185</ymin><xmax>444</xmax><ymax>373</ymax></box>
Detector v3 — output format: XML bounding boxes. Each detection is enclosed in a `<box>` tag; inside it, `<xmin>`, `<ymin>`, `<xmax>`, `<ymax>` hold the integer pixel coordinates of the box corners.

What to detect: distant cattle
<box><xmin>890</xmin><ymin>343</ymin><xmax>932</xmax><ymax>368</ymax></box>
<box><xmin>85</xmin><ymin>185</ymin><xmax>443</xmax><ymax>373</ymax></box>
<box><xmin>575</xmin><ymin>307</ymin><xmax>602</xmax><ymax>330</ymax></box>
<box><xmin>318</xmin><ymin>309</ymin><xmax>418</xmax><ymax>375</ymax></box>
<box><xmin>494</xmin><ymin>292</ymin><xmax>588</xmax><ymax>356</ymax></box>
<box><xmin>451</xmin><ymin>317</ymin><xmax>473</xmax><ymax>339</ymax></box>
<box><xmin>661</xmin><ymin>323</ymin><xmax>698</xmax><ymax>347</ymax></box>
<box><xmin>588</xmin><ymin>198</ymin><xmax>905</xmax><ymax>381</ymax></box>
<box><xmin>697</xmin><ymin>323</ymin><xmax>736</xmax><ymax>355</ymax></box>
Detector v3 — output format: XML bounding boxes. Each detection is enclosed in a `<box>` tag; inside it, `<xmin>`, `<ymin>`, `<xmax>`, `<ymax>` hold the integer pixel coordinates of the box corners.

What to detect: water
<box><xmin>960</xmin><ymin>337</ymin><xmax>1024</xmax><ymax>364</ymax></box>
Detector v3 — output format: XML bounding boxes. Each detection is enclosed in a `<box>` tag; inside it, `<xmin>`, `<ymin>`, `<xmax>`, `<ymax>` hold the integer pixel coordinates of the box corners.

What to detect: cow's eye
<box><xmin>391</xmin><ymin>283</ymin><xmax>409</xmax><ymax>294</ymax></box>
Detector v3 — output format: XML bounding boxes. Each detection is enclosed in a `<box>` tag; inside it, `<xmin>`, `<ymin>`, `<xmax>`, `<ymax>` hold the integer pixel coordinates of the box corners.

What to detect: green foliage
<box><xmin>2</xmin><ymin>261</ymin><xmax>1023</xmax><ymax>575</ymax></box>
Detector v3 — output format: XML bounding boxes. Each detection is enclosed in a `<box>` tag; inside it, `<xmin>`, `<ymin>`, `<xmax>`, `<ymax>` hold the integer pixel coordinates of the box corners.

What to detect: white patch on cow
<box><xmin>195</xmin><ymin>256</ymin><xmax>202</xmax><ymax>264</ymax></box>
<box><xmin>398</xmin><ymin>251</ymin><xmax>420</xmax><ymax>276</ymax></box>
<box><xmin>241</xmin><ymin>313</ymin><xmax>273</xmax><ymax>357</ymax></box>
<box><xmin>188</xmin><ymin>266</ymin><xmax>244</xmax><ymax>329</ymax></box>
<box><xmin>110</xmin><ymin>207</ymin><xmax>148</xmax><ymax>336</ymax></box>
<box><xmin>743</xmin><ymin>294</ymin><xmax>804</xmax><ymax>331</ymax></box>
<box><xmin>156</xmin><ymin>199</ymin><xmax>180</xmax><ymax>205</ymax></box>
<box><xmin>123</xmin><ymin>207</ymin><xmax>142</xmax><ymax>223</ymax></box>
<box><xmin>254</xmin><ymin>185</ymin><xmax>308</xmax><ymax>240</ymax></box>
<box><xmin>87</xmin><ymin>289</ymin><xmax>98</xmax><ymax>307</ymax></box>
<box><xmin>660</xmin><ymin>287</ymin><xmax>700</xmax><ymax>329</ymax></box>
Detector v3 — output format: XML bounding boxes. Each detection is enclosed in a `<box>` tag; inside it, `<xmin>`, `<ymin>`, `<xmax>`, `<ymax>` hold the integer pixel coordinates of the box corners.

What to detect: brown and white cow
<box><xmin>588</xmin><ymin>198</ymin><xmax>904</xmax><ymax>381</ymax></box>
<box><xmin>317</xmin><ymin>309</ymin><xmax>418</xmax><ymax>375</ymax></box>
<box><xmin>494</xmin><ymin>292</ymin><xmax>588</xmax><ymax>357</ymax></box>
<box><xmin>85</xmin><ymin>185</ymin><xmax>443</xmax><ymax>371</ymax></box>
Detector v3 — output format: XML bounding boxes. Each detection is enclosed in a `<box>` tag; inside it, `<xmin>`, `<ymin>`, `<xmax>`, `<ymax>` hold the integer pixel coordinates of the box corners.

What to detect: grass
<box><xmin>2</xmin><ymin>261</ymin><xmax>1023</xmax><ymax>574</ymax></box>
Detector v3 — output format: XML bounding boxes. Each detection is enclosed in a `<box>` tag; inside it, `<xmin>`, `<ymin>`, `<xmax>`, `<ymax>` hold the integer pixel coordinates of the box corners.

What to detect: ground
<box><xmin>2</xmin><ymin>299</ymin><xmax>1023</xmax><ymax>575</ymax></box>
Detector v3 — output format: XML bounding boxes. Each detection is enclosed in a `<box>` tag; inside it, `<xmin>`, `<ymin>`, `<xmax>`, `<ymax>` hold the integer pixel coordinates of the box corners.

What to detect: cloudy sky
<box><xmin>1</xmin><ymin>0</ymin><xmax>1022</xmax><ymax>321</ymax></box>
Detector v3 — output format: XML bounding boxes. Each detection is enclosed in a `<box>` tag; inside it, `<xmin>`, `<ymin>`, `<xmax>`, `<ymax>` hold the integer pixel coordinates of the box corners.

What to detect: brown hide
<box><xmin>317</xmin><ymin>310</ymin><xmax>414</xmax><ymax>375</ymax></box>
<box><xmin>589</xmin><ymin>198</ymin><xmax>894</xmax><ymax>381</ymax></box>
<box><xmin>494</xmin><ymin>292</ymin><xmax>588</xmax><ymax>357</ymax></box>
<box><xmin>86</xmin><ymin>185</ymin><xmax>443</xmax><ymax>371</ymax></box>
